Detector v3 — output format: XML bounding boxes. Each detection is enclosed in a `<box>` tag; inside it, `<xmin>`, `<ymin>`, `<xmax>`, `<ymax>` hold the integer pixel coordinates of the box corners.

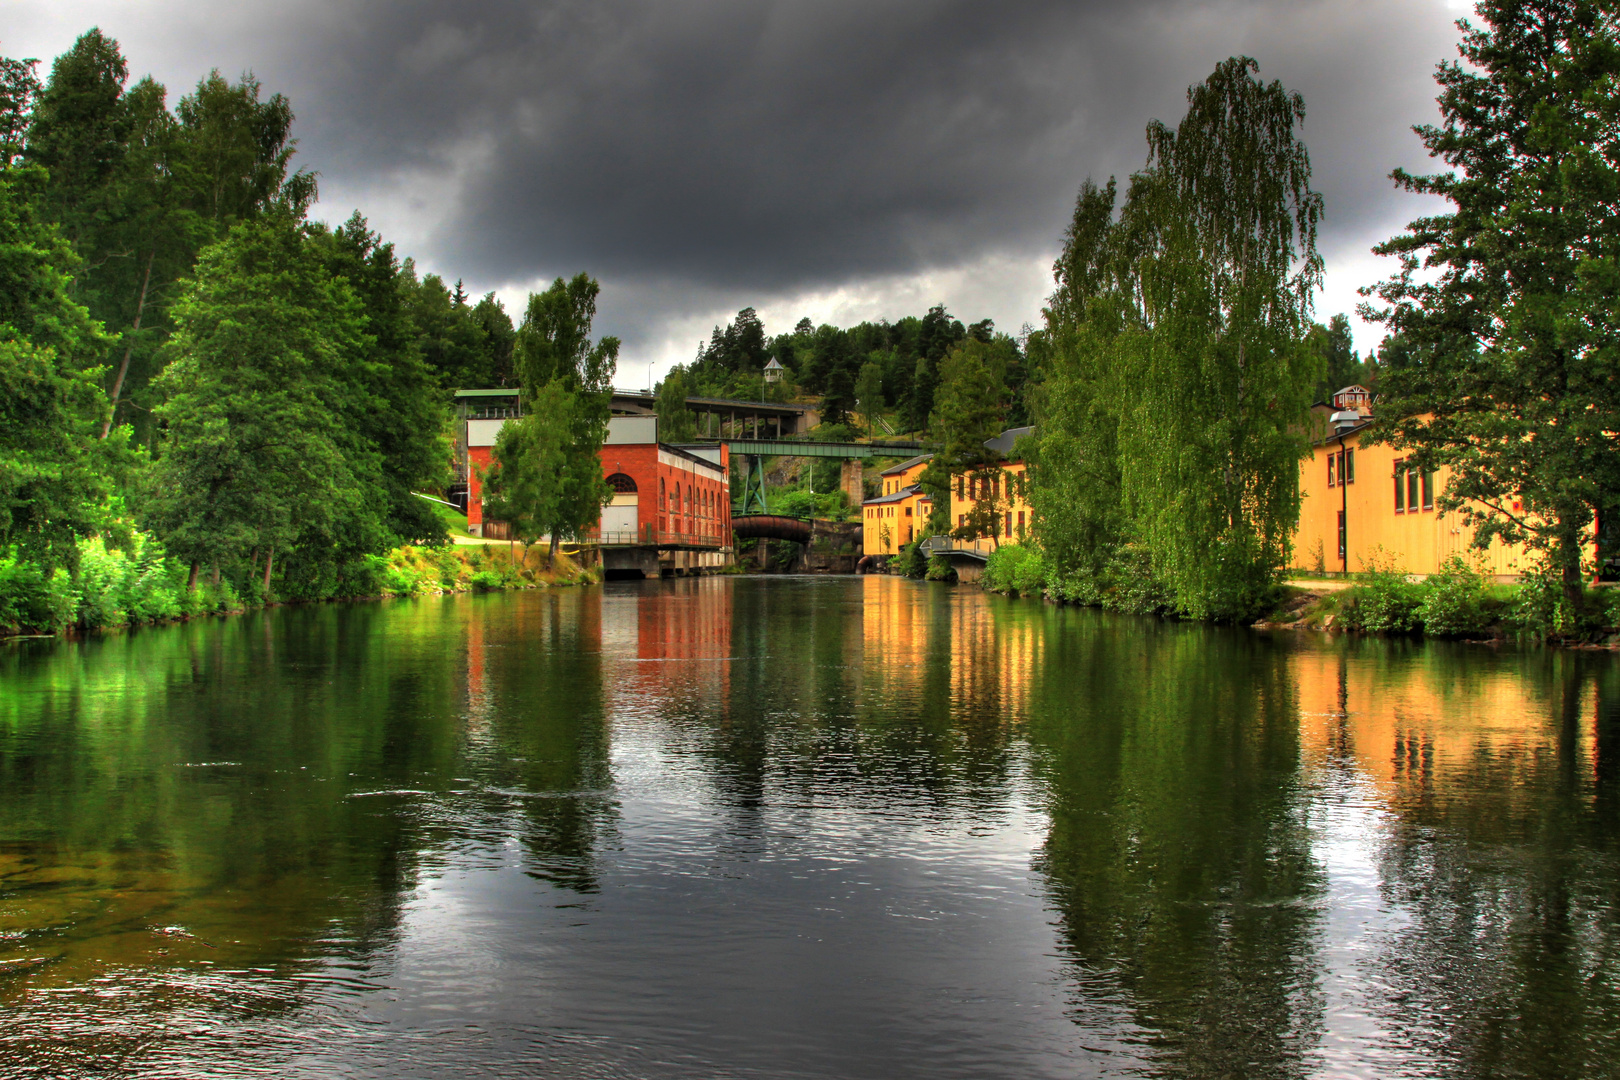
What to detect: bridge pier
<box><xmin>840</xmin><ymin>459</ymin><xmax>864</xmax><ymax>507</ymax></box>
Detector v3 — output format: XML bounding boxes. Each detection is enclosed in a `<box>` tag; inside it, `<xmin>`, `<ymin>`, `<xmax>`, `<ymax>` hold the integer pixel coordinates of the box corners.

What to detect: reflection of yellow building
<box><xmin>860</xmin><ymin>575</ymin><xmax>930</xmax><ymax>698</ymax></box>
<box><xmin>856</xmin><ymin>575</ymin><xmax>1037</xmax><ymax>723</ymax></box>
<box><xmin>862</xmin><ymin>455</ymin><xmax>933</xmax><ymax>557</ymax></box>
<box><xmin>1293</xmin><ymin>647</ymin><xmax>1597</xmax><ymax>801</ymax></box>
<box><xmin>949</xmin><ymin>591</ymin><xmax>1040</xmax><ymax>722</ymax></box>
<box><xmin>1291</xmin><ymin>387</ymin><xmax>1584</xmax><ymax>579</ymax></box>
<box><xmin>947</xmin><ymin>426</ymin><xmax>1034</xmax><ymax>546</ymax></box>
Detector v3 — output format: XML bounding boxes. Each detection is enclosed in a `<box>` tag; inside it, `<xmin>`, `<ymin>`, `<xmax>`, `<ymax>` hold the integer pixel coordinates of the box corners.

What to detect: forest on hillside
<box><xmin>0</xmin><ymin>29</ymin><xmax>618</xmax><ymax>630</ymax></box>
<box><xmin>658</xmin><ymin>298</ymin><xmax>1367</xmax><ymax>443</ymax></box>
<box><xmin>2</xmin><ymin>27</ymin><xmax>1419</xmax><ymax>640</ymax></box>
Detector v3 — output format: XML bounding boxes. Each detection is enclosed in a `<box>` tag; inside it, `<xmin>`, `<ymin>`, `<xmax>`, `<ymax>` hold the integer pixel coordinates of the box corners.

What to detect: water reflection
<box><xmin>0</xmin><ymin>580</ymin><xmax>1615</xmax><ymax>1077</ymax></box>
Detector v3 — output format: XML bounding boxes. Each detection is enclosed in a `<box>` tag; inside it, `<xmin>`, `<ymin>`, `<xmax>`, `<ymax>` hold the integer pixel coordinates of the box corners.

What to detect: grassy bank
<box><xmin>0</xmin><ymin>535</ymin><xmax>597</xmax><ymax>639</ymax></box>
<box><xmin>968</xmin><ymin>543</ymin><xmax>1619</xmax><ymax>645</ymax></box>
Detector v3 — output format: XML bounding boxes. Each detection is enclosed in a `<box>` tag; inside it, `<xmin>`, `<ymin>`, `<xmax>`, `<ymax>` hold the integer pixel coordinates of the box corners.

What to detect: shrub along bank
<box><xmin>0</xmin><ymin>531</ymin><xmax>596</xmax><ymax>637</ymax></box>
<box><xmin>968</xmin><ymin>543</ymin><xmax>1620</xmax><ymax>645</ymax></box>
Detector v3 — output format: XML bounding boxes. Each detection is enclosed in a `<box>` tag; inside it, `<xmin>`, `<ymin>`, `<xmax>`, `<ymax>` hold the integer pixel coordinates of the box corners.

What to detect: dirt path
<box><xmin>1286</xmin><ymin>577</ymin><xmax>1352</xmax><ymax>593</ymax></box>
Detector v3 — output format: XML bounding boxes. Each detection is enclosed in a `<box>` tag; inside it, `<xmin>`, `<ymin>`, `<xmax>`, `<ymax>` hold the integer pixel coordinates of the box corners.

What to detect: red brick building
<box><xmin>459</xmin><ymin>401</ymin><xmax>729</xmax><ymax>550</ymax></box>
<box><xmin>595</xmin><ymin>417</ymin><xmax>731</xmax><ymax>547</ymax></box>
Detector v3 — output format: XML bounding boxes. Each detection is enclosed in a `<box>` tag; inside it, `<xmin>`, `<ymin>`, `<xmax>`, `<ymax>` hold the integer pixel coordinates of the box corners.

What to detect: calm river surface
<box><xmin>2</xmin><ymin>576</ymin><xmax>1617</xmax><ymax>1078</ymax></box>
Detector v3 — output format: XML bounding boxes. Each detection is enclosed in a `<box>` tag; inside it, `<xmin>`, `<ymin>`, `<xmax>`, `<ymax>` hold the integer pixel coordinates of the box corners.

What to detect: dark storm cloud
<box><xmin>280</xmin><ymin>0</ymin><xmax>1459</xmax><ymax>297</ymax></box>
<box><xmin>11</xmin><ymin>0</ymin><xmax>1465</xmax><ymax>356</ymax></box>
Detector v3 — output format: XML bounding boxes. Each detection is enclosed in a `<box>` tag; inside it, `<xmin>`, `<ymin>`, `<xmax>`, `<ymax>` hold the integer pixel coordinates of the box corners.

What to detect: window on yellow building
<box><xmin>958</xmin><ymin>514</ymin><xmax>965</xmax><ymax>528</ymax></box>
<box><xmin>1328</xmin><ymin>453</ymin><xmax>1336</xmax><ymax>488</ymax></box>
<box><xmin>955</xmin><ymin>476</ymin><xmax>964</xmax><ymax>498</ymax></box>
<box><xmin>905</xmin><ymin>506</ymin><xmax>912</xmax><ymax>517</ymax></box>
<box><xmin>1005</xmin><ymin>511</ymin><xmax>1012</xmax><ymax>537</ymax></box>
<box><xmin>1344</xmin><ymin>448</ymin><xmax>1355</xmax><ymax>483</ymax></box>
<box><xmin>1421</xmin><ymin>471</ymin><xmax>1435</xmax><ymax>511</ymax></box>
<box><xmin>1394</xmin><ymin>460</ymin><xmax>1405</xmax><ymax>512</ymax></box>
<box><xmin>1406</xmin><ymin>467</ymin><xmax>1419</xmax><ymax>512</ymax></box>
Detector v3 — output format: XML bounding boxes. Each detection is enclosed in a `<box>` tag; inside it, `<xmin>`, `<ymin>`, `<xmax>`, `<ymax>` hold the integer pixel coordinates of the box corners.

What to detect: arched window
<box><xmin>659</xmin><ymin>477</ymin><xmax>666</xmax><ymax>508</ymax></box>
<box><xmin>606</xmin><ymin>473</ymin><xmax>637</xmax><ymax>494</ymax></box>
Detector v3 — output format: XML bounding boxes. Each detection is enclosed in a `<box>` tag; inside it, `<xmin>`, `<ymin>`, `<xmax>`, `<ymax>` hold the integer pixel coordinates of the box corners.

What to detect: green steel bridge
<box><xmin>709</xmin><ymin>437</ymin><xmax>932</xmax><ymax>515</ymax></box>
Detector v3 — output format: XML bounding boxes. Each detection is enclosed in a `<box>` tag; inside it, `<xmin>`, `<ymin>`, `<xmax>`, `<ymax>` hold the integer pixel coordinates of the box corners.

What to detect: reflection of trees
<box><xmin>0</xmin><ymin>600</ymin><xmax>478</xmax><ymax>1072</ymax></box>
<box><xmin>0</xmin><ymin>590</ymin><xmax>619</xmax><ymax>1051</ymax></box>
<box><xmin>0</xmin><ymin>603</ymin><xmax>465</xmax><ymax>985</ymax></box>
<box><xmin>661</xmin><ymin>578</ymin><xmax>1026</xmax><ymax>827</ymax></box>
<box><xmin>473</xmin><ymin>588</ymin><xmax>615</xmax><ymax>893</ymax></box>
<box><xmin>1025</xmin><ymin>614</ymin><xmax>1325</xmax><ymax>1079</ymax></box>
<box><xmin>1359</xmin><ymin>651</ymin><xmax>1620</xmax><ymax>1078</ymax></box>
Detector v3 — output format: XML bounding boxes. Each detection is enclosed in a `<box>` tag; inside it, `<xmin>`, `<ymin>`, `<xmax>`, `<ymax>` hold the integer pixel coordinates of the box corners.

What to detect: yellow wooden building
<box><xmin>861</xmin><ymin>455</ymin><xmax>933</xmax><ymax>558</ymax></box>
<box><xmin>1290</xmin><ymin>387</ymin><xmax>1565</xmax><ymax>579</ymax></box>
<box><xmin>946</xmin><ymin>427</ymin><xmax>1035</xmax><ymax>554</ymax></box>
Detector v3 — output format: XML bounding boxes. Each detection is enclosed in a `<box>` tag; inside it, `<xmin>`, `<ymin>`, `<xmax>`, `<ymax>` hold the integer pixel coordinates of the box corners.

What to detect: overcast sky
<box><xmin>5</xmin><ymin>0</ymin><xmax>1471</xmax><ymax>383</ymax></box>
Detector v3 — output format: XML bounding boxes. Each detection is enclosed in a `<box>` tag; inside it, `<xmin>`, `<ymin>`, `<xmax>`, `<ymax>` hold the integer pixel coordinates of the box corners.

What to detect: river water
<box><xmin>1</xmin><ymin>576</ymin><xmax>1616</xmax><ymax>1078</ymax></box>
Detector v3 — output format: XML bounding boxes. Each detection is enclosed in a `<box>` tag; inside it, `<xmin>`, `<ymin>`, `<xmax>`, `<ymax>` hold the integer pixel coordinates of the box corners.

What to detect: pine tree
<box><xmin>656</xmin><ymin>365</ymin><xmax>699</xmax><ymax>442</ymax></box>
<box><xmin>140</xmin><ymin>215</ymin><xmax>364</xmax><ymax>595</ymax></box>
<box><xmin>1362</xmin><ymin>0</ymin><xmax>1620</xmax><ymax>614</ymax></box>
<box><xmin>855</xmin><ymin>360</ymin><xmax>885</xmax><ymax>437</ymax></box>
<box><xmin>922</xmin><ymin>339</ymin><xmax>1010</xmax><ymax>539</ymax></box>
<box><xmin>0</xmin><ymin>161</ymin><xmax>117</xmax><ymax>570</ymax></box>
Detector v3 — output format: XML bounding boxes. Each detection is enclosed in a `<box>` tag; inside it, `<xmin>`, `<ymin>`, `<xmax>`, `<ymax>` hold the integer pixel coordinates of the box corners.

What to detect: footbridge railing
<box><xmin>922</xmin><ymin>535</ymin><xmax>996</xmax><ymax>562</ymax></box>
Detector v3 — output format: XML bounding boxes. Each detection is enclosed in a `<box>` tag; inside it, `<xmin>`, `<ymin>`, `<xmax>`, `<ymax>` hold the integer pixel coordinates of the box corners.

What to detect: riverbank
<box><xmin>0</xmin><ymin>540</ymin><xmax>598</xmax><ymax>640</ymax></box>
<box><xmin>957</xmin><ymin>541</ymin><xmax>1620</xmax><ymax>646</ymax></box>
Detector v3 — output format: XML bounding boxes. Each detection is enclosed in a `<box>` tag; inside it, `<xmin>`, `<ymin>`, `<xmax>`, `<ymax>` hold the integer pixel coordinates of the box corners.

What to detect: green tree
<box><xmin>0</xmin><ymin>53</ymin><xmax>39</xmax><ymax>162</ymax></box>
<box><xmin>1305</xmin><ymin>313</ymin><xmax>1367</xmax><ymax>397</ymax></box>
<box><xmin>23</xmin><ymin>34</ymin><xmax>312</xmax><ymax>442</ymax></box>
<box><xmin>174</xmin><ymin>69</ymin><xmax>312</xmax><ymax>226</ymax></box>
<box><xmin>855</xmin><ymin>359</ymin><xmax>885</xmax><ymax>437</ymax></box>
<box><xmin>1123</xmin><ymin>58</ymin><xmax>1322</xmax><ymax>618</ymax></box>
<box><xmin>409</xmin><ymin>274</ymin><xmax>514</xmax><ymax>390</ymax></box>
<box><xmin>513</xmin><ymin>273</ymin><xmax>618</xmax><ymax>556</ymax></box>
<box><xmin>23</xmin><ymin>29</ymin><xmax>130</xmax><ymax>261</ymax></box>
<box><xmin>821</xmin><ymin>364</ymin><xmax>856</xmax><ymax>426</ymax></box>
<box><xmin>94</xmin><ymin>75</ymin><xmax>204</xmax><ymax>440</ymax></box>
<box><xmin>140</xmin><ymin>215</ymin><xmax>364</xmax><ymax>595</ymax></box>
<box><xmin>0</xmin><ymin>162</ymin><xmax>117</xmax><ymax>569</ymax></box>
<box><xmin>901</xmin><ymin>304</ymin><xmax>966</xmax><ymax>432</ymax></box>
<box><xmin>468</xmin><ymin>292</ymin><xmax>517</xmax><ymax>386</ymax></box>
<box><xmin>311</xmin><ymin>213</ymin><xmax>448</xmax><ymax>545</ymax></box>
<box><xmin>656</xmin><ymin>364</ymin><xmax>699</xmax><ymax>442</ymax></box>
<box><xmin>483</xmin><ymin>383</ymin><xmax>573</xmax><ymax>553</ymax></box>
<box><xmin>694</xmin><ymin>306</ymin><xmax>768</xmax><ymax>377</ymax></box>
<box><xmin>1362</xmin><ymin>0</ymin><xmax>1620</xmax><ymax>615</ymax></box>
<box><xmin>1030</xmin><ymin>58</ymin><xmax>1324</xmax><ymax>619</ymax></box>
<box><xmin>1029</xmin><ymin>179</ymin><xmax>1130</xmax><ymax>584</ymax></box>
<box><xmin>921</xmin><ymin>338</ymin><xmax>1010</xmax><ymax>540</ymax></box>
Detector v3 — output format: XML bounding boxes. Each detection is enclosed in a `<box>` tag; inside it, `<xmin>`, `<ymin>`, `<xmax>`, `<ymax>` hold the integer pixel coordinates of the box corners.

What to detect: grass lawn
<box><xmin>416</xmin><ymin>494</ymin><xmax>477</xmax><ymax>539</ymax></box>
